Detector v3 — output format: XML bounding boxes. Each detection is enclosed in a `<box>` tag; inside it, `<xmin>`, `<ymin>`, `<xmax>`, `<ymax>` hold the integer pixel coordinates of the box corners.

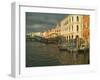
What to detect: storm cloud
<box><xmin>26</xmin><ymin>12</ymin><xmax>67</xmax><ymax>33</ymax></box>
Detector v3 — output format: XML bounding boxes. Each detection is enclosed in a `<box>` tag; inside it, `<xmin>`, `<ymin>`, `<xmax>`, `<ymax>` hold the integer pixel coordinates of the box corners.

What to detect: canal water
<box><xmin>26</xmin><ymin>40</ymin><xmax>90</xmax><ymax>67</ymax></box>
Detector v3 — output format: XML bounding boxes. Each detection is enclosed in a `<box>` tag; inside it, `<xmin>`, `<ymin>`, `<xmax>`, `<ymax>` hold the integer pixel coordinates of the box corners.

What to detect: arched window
<box><xmin>77</xmin><ymin>16</ymin><xmax>79</xmax><ymax>22</ymax></box>
<box><xmin>72</xmin><ymin>35</ymin><xmax>73</xmax><ymax>39</ymax></box>
<box><xmin>69</xmin><ymin>36</ymin><xmax>70</xmax><ymax>40</ymax></box>
<box><xmin>72</xmin><ymin>25</ymin><xmax>73</xmax><ymax>31</ymax></box>
<box><xmin>76</xmin><ymin>35</ymin><xmax>79</xmax><ymax>41</ymax></box>
<box><xmin>72</xmin><ymin>16</ymin><xmax>73</xmax><ymax>21</ymax></box>
<box><xmin>77</xmin><ymin>25</ymin><xmax>79</xmax><ymax>32</ymax></box>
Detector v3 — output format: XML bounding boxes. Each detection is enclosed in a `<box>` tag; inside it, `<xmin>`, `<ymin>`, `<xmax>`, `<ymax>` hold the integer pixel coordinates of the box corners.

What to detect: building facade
<box><xmin>61</xmin><ymin>15</ymin><xmax>83</xmax><ymax>41</ymax></box>
<box><xmin>60</xmin><ymin>15</ymin><xmax>89</xmax><ymax>48</ymax></box>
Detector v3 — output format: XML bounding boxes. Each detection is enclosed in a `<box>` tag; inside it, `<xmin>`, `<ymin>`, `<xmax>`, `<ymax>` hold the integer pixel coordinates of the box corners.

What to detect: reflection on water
<box><xmin>26</xmin><ymin>41</ymin><xmax>89</xmax><ymax>67</ymax></box>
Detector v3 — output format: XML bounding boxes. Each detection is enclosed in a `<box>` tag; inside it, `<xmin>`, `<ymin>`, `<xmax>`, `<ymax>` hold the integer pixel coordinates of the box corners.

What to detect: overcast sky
<box><xmin>26</xmin><ymin>12</ymin><xmax>67</xmax><ymax>33</ymax></box>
